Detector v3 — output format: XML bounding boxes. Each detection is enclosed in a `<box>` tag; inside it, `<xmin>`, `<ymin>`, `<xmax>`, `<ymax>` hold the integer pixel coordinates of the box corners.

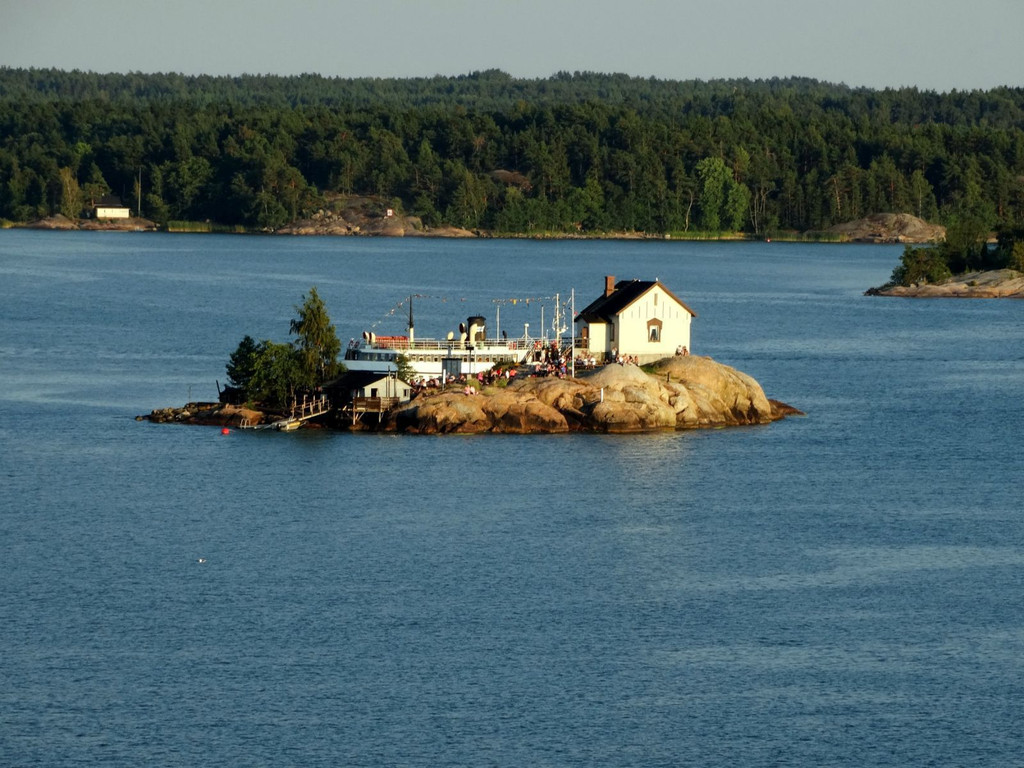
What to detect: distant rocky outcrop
<box><xmin>276</xmin><ymin>193</ymin><xmax>478</xmax><ymax>238</ymax></box>
<box><xmin>824</xmin><ymin>213</ymin><xmax>945</xmax><ymax>243</ymax></box>
<box><xmin>867</xmin><ymin>269</ymin><xmax>1024</xmax><ymax>298</ymax></box>
<box><xmin>385</xmin><ymin>356</ymin><xmax>799</xmax><ymax>434</ymax></box>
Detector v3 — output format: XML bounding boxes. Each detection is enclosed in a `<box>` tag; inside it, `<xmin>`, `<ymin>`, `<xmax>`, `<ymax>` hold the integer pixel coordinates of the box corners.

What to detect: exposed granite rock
<box><xmin>139</xmin><ymin>402</ymin><xmax>268</xmax><ymax>427</ymax></box>
<box><xmin>650</xmin><ymin>355</ymin><xmax>775</xmax><ymax>427</ymax></box>
<box><xmin>25</xmin><ymin>214</ymin><xmax>78</xmax><ymax>230</ymax></box>
<box><xmin>24</xmin><ymin>214</ymin><xmax>158</xmax><ymax>231</ymax></box>
<box><xmin>390</xmin><ymin>388</ymin><xmax>568</xmax><ymax>434</ymax></box>
<box><xmin>867</xmin><ymin>269</ymin><xmax>1024</xmax><ymax>298</ymax></box>
<box><xmin>824</xmin><ymin>213</ymin><xmax>945</xmax><ymax>244</ymax></box>
<box><xmin>391</xmin><ymin>391</ymin><xmax>499</xmax><ymax>433</ymax></box>
<box><xmin>385</xmin><ymin>355</ymin><xmax>798</xmax><ymax>434</ymax></box>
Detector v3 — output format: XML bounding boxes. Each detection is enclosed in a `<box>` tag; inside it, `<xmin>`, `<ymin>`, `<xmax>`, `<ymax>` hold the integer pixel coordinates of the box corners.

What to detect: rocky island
<box><xmin>142</xmin><ymin>283</ymin><xmax>800</xmax><ymax>435</ymax></box>
<box><xmin>866</xmin><ymin>268</ymin><xmax>1024</xmax><ymax>298</ymax></box>
<box><xmin>142</xmin><ymin>354</ymin><xmax>801</xmax><ymax>434</ymax></box>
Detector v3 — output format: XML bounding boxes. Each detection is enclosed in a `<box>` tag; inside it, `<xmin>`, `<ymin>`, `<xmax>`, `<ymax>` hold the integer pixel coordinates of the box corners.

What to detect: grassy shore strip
<box><xmin>166</xmin><ymin>221</ymin><xmax>248</xmax><ymax>234</ymax></box>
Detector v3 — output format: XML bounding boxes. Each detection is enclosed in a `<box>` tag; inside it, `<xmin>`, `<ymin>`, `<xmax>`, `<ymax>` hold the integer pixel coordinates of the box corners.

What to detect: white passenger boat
<box><xmin>343</xmin><ymin>315</ymin><xmax>539</xmax><ymax>379</ymax></box>
<box><xmin>343</xmin><ymin>297</ymin><xmax>573</xmax><ymax>380</ymax></box>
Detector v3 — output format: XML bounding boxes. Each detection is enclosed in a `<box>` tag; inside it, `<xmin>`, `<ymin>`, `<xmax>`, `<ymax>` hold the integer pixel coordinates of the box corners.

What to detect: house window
<box><xmin>647</xmin><ymin>318</ymin><xmax>662</xmax><ymax>343</ymax></box>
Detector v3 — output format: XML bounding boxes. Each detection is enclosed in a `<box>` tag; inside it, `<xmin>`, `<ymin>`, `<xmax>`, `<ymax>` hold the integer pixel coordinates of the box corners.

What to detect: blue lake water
<box><xmin>2</xmin><ymin>230</ymin><xmax>1023</xmax><ymax>766</ymax></box>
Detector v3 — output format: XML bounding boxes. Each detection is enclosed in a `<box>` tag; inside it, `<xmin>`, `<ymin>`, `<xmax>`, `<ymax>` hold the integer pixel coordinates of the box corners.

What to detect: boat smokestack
<box><xmin>604</xmin><ymin>275</ymin><xmax>615</xmax><ymax>297</ymax></box>
<box><xmin>467</xmin><ymin>316</ymin><xmax>486</xmax><ymax>343</ymax></box>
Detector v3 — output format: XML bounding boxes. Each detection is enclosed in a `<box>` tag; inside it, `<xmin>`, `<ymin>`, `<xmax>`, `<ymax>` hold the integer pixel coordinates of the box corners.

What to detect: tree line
<box><xmin>2</xmin><ymin>67</ymin><xmax>1023</xmax><ymax>237</ymax></box>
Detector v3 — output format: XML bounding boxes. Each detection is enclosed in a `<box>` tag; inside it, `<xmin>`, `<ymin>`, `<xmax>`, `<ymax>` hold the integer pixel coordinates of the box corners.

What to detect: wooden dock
<box><xmin>239</xmin><ymin>394</ymin><xmax>332</xmax><ymax>431</ymax></box>
<box><xmin>340</xmin><ymin>396</ymin><xmax>400</xmax><ymax>426</ymax></box>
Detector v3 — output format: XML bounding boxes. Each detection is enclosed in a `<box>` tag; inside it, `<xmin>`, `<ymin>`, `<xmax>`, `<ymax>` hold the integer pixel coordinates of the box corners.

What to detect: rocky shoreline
<box><xmin>866</xmin><ymin>269</ymin><xmax>1024</xmax><ymax>298</ymax></box>
<box><xmin>15</xmin><ymin>207</ymin><xmax>946</xmax><ymax>244</ymax></box>
<box><xmin>18</xmin><ymin>214</ymin><xmax>159</xmax><ymax>231</ymax></box>
<box><xmin>140</xmin><ymin>355</ymin><xmax>801</xmax><ymax>434</ymax></box>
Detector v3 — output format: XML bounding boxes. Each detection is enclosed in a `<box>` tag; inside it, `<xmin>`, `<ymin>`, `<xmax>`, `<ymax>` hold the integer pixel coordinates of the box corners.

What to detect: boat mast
<box><xmin>554</xmin><ymin>292</ymin><xmax>560</xmax><ymax>350</ymax></box>
<box><xmin>570</xmin><ymin>288</ymin><xmax>575</xmax><ymax>378</ymax></box>
<box><xmin>408</xmin><ymin>295</ymin><xmax>414</xmax><ymax>344</ymax></box>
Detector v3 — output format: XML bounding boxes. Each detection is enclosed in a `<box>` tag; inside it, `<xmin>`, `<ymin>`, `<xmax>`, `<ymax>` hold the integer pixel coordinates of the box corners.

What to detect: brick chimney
<box><xmin>604</xmin><ymin>275</ymin><xmax>616</xmax><ymax>297</ymax></box>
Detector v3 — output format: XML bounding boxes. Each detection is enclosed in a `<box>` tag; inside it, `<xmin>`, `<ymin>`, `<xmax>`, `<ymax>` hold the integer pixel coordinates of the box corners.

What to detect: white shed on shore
<box><xmin>328</xmin><ymin>370</ymin><xmax>412</xmax><ymax>404</ymax></box>
<box><xmin>91</xmin><ymin>196</ymin><xmax>131</xmax><ymax>219</ymax></box>
<box><xmin>94</xmin><ymin>205</ymin><xmax>131</xmax><ymax>219</ymax></box>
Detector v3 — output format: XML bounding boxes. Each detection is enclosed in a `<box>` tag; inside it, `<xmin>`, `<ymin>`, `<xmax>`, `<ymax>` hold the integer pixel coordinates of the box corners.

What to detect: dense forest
<box><xmin>2</xmin><ymin>67</ymin><xmax>1023</xmax><ymax>237</ymax></box>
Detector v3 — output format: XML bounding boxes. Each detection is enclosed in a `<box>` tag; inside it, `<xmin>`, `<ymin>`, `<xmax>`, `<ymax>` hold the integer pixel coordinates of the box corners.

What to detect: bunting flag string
<box><xmin>368</xmin><ymin>293</ymin><xmax>469</xmax><ymax>330</ymax></box>
<box><xmin>491</xmin><ymin>295</ymin><xmax>561</xmax><ymax>306</ymax></box>
<box><xmin>369</xmin><ymin>292</ymin><xmax>573</xmax><ymax>330</ymax></box>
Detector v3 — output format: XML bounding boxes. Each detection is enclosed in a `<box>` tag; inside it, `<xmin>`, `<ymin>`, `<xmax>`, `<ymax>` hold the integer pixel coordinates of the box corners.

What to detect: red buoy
<box><xmin>221</xmin><ymin>428</ymin><xmax>230</xmax><ymax>435</ymax></box>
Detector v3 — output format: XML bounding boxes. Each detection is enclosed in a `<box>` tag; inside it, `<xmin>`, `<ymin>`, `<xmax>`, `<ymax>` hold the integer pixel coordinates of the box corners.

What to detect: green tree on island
<box><xmin>225</xmin><ymin>334</ymin><xmax>260</xmax><ymax>397</ymax></box>
<box><xmin>394</xmin><ymin>353</ymin><xmax>415</xmax><ymax>384</ymax></box>
<box><xmin>885</xmin><ymin>203</ymin><xmax>1017</xmax><ymax>287</ymax></box>
<box><xmin>289</xmin><ymin>286</ymin><xmax>342</xmax><ymax>388</ymax></box>
<box><xmin>246</xmin><ymin>341</ymin><xmax>302</xmax><ymax>407</ymax></box>
<box><xmin>225</xmin><ymin>337</ymin><xmax>302</xmax><ymax>407</ymax></box>
<box><xmin>224</xmin><ymin>287</ymin><xmax>343</xmax><ymax>407</ymax></box>
<box><xmin>889</xmin><ymin>245</ymin><xmax>953</xmax><ymax>287</ymax></box>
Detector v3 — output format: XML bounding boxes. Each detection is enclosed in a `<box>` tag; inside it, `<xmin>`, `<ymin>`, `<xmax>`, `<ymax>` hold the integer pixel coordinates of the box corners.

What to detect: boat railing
<box><xmin>367</xmin><ymin>336</ymin><xmax>587</xmax><ymax>352</ymax></box>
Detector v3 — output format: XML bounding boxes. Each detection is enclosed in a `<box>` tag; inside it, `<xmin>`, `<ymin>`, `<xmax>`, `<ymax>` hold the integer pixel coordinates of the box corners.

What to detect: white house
<box><xmin>328</xmin><ymin>370</ymin><xmax>412</xmax><ymax>404</ymax></box>
<box><xmin>575</xmin><ymin>276</ymin><xmax>697</xmax><ymax>364</ymax></box>
<box><xmin>94</xmin><ymin>205</ymin><xmax>131</xmax><ymax>219</ymax></box>
<box><xmin>91</xmin><ymin>195</ymin><xmax>131</xmax><ymax>219</ymax></box>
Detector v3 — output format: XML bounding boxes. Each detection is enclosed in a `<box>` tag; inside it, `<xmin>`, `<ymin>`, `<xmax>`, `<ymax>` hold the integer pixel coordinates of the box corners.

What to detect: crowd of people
<box><xmin>409</xmin><ymin>365</ymin><xmax>518</xmax><ymax>397</ymax></box>
<box><xmin>406</xmin><ymin>341</ymin><xmax>689</xmax><ymax>398</ymax></box>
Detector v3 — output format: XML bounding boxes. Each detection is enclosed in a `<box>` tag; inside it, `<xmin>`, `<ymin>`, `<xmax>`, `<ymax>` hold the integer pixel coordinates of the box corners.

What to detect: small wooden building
<box><xmin>329</xmin><ymin>370</ymin><xmax>411</xmax><ymax>402</ymax></box>
<box><xmin>328</xmin><ymin>370</ymin><xmax>412</xmax><ymax>426</ymax></box>
<box><xmin>576</xmin><ymin>275</ymin><xmax>697</xmax><ymax>364</ymax></box>
<box><xmin>91</xmin><ymin>195</ymin><xmax>131</xmax><ymax>219</ymax></box>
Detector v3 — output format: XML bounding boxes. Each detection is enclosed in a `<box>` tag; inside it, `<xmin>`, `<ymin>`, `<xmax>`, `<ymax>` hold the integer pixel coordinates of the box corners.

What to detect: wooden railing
<box><xmin>290</xmin><ymin>394</ymin><xmax>330</xmax><ymax>419</ymax></box>
<box><xmin>352</xmin><ymin>397</ymin><xmax>400</xmax><ymax>413</ymax></box>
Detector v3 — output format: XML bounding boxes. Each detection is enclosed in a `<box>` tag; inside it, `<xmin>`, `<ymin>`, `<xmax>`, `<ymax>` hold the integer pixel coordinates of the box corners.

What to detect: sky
<box><xmin>2</xmin><ymin>0</ymin><xmax>1023</xmax><ymax>92</ymax></box>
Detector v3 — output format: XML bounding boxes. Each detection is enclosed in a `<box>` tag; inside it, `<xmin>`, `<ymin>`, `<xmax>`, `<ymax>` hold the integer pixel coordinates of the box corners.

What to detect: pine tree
<box><xmin>289</xmin><ymin>287</ymin><xmax>341</xmax><ymax>388</ymax></box>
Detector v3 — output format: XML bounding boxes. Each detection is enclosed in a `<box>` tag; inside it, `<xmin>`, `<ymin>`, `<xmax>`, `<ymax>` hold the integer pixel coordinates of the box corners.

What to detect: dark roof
<box><xmin>576</xmin><ymin>280</ymin><xmax>697</xmax><ymax>323</ymax></box>
<box><xmin>92</xmin><ymin>195</ymin><xmax>126</xmax><ymax>208</ymax></box>
<box><xmin>326</xmin><ymin>370</ymin><xmax>404</xmax><ymax>390</ymax></box>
